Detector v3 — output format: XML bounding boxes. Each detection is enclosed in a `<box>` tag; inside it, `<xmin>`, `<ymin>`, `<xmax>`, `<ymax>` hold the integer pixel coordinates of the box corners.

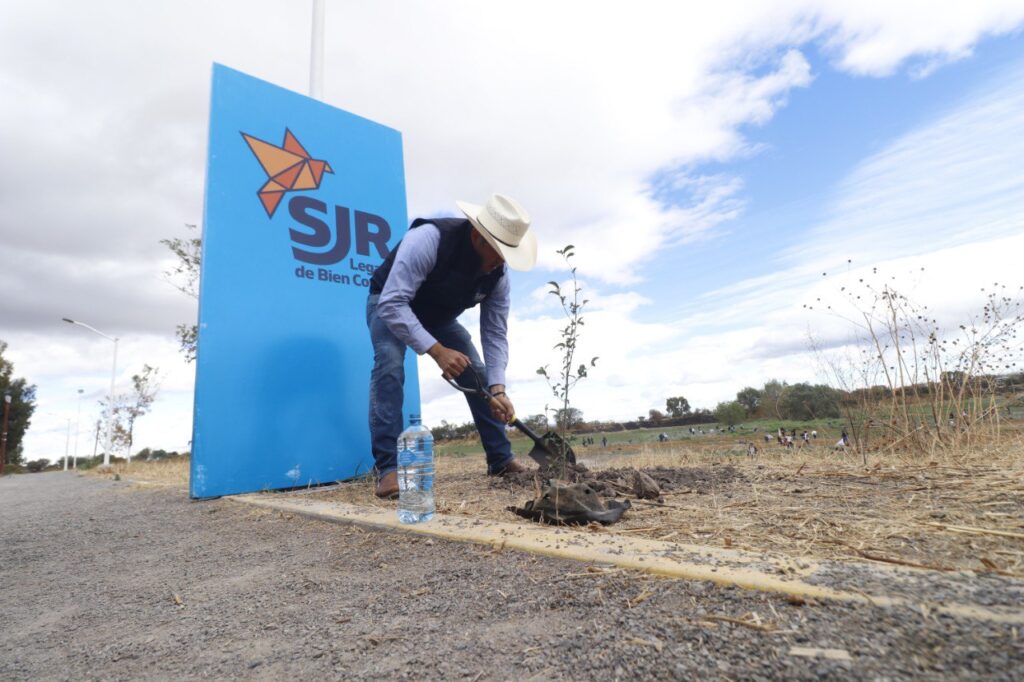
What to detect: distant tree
<box><xmin>761</xmin><ymin>379</ymin><xmax>788</xmax><ymax>419</ymax></box>
<box><xmin>431</xmin><ymin>420</ymin><xmax>455</xmax><ymax>441</ymax></box>
<box><xmin>736</xmin><ymin>387</ymin><xmax>762</xmax><ymax>415</ymax></box>
<box><xmin>0</xmin><ymin>340</ymin><xmax>38</xmax><ymax>469</ymax></box>
<box><xmin>161</xmin><ymin>223</ymin><xmax>201</xmax><ymax>363</ymax></box>
<box><xmin>137</xmin><ymin>448</ymin><xmax>179</xmax><ymax>461</ymax></box>
<box><xmin>524</xmin><ymin>414</ymin><xmax>549</xmax><ymax>432</ymax></box>
<box><xmin>648</xmin><ymin>409</ymin><xmax>665</xmax><ymax>422</ymax></box>
<box><xmin>665</xmin><ymin>396</ymin><xmax>691</xmax><ymax>418</ymax></box>
<box><xmin>124</xmin><ymin>365</ymin><xmax>160</xmax><ymax>456</ymax></box>
<box><xmin>430</xmin><ymin>420</ymin><xmax>477</xmax><ymax>442</ymax></box>
<box><xmin>779</xmin><ymin>383</ymin><xmax>841</xmax><ymax>421</ymax></box>
<box><xmin>101</xmin><ymin>365</ymin><xmax>161</xmax><ymax>458</ymax></box>
<box><xmin>25</xmin><ymin>458</ymin><xmax>49</xmax><ymax>473</ymax></box>
<box><xmin>714</xmin><ymin>401</ymin><xmax>746</xmax><ymax>427</ymax></box>
<box><xmin>554</xmin><ymin>407</ymin><xmax>584</xmax><ymax>430</ymax></box>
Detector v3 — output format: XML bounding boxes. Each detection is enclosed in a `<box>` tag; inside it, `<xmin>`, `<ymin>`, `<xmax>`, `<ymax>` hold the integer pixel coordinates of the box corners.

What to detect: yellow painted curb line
<box><xmin>230</xmin><ymin>493</ymin><xmax>1024</xmax><ymax>625</ymax></box>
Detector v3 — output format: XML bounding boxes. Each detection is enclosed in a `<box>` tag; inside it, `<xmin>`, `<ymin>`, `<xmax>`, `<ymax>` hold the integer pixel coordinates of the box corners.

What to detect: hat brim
<box><xmin>456</xmin><ymin>200</ymin><xmax>537</xmax><ymax>272</ymax></box>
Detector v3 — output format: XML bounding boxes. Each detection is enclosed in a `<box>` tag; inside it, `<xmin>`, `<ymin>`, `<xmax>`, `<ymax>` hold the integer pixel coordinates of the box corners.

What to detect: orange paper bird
<box><xmin>241</xmin><ymin>129</ymin><xmax>333</xmax><ymax>217</ymax></box>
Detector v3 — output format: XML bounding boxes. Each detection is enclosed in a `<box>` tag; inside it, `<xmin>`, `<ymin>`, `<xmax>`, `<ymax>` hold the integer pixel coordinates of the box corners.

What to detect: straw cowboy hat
<box><xmin>455</xmin><ymin>194</ymin><xmax>537</xmax><ymax>271</ymax></box>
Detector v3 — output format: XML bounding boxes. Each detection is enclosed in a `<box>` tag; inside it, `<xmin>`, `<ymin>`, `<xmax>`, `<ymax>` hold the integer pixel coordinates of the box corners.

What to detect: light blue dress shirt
<box><xmin>376</xmin><ymin>223</ymin><xmax>511</xmax><ymax>387</ymax></box>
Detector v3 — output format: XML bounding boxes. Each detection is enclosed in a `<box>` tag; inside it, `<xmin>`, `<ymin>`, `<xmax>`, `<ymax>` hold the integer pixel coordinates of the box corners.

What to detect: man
<box><xmin>366</xmin><ymin>194</ymin><xmax>537</xmax><ymax>498</ymax></box>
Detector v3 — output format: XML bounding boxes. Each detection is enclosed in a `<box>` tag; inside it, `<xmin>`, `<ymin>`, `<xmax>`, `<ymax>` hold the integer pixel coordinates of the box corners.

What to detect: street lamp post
<box><xmin>62</xmin><ymin>318</ymin><xmax>119</xmax><ymax>467</ymax></box>
<box><xmin>73</xmin><ymin>388</ymin><xmax>84</xmax><ymax>469</ymax></box>
<box><xmin>1</xmin><ymin>393</ymin><xmax>11</xmax><ymax>475</ymax></box>
<box><xmin>63</xmin><ymin>418</ymin><xmax>71</xmax><ymax>471</ymax></box>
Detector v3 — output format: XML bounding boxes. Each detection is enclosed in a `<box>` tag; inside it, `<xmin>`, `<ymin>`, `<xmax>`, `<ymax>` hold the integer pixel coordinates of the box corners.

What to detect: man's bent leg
<box><xmin>428</xmin><ymin>320</ymin><xmax>514</xmax><ymax>473</ymax></box>
<box><xmin>366</xmin><ymin>295</ymin><xmax>407</xmax><ymax>475</ymax></box>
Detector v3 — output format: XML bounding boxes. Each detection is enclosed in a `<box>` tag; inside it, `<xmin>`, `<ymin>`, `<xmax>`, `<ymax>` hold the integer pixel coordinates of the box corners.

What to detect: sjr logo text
<box><xmin>242</xmin><ymin>128</ymin><xmax>392</xmax><ymax>287</ymax></box>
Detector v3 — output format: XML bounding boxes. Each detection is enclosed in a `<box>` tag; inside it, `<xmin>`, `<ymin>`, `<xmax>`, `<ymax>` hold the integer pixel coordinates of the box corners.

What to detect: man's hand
<box><xmin>428</xmin><ymin>343</ymin><xmax>471</xmax><ymax>380</ymax></box>
<box><xmin>488</xmin><ymin>384</ymin><xmax>515</xmax><ymax>424</ymax></box>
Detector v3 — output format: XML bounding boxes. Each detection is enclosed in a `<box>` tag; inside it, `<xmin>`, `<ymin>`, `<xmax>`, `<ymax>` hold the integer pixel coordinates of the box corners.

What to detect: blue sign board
<box><xmin>191</xmin><ymin>64</ymin><xmax>419</xmax><ymax>498</ymax></box>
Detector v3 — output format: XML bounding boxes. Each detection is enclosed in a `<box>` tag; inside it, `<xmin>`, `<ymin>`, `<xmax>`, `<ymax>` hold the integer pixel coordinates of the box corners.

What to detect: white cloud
<box><xmin>816</xmin><ymin>0</ymin><xmax>1024</xmax><ymax>76</ymax></box>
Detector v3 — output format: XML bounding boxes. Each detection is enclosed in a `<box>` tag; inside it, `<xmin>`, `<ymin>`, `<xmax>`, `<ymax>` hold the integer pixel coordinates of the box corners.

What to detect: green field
<box><xmin>434</xmin><ymin>417</ymin><xmax>849</xmax><ymax>459</ymax></box>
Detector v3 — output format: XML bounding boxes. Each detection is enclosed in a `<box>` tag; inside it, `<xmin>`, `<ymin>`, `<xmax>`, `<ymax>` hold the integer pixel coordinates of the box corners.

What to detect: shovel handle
<box><xmin>446</xmin><ymin>369</ymin><xmax>525</xmax><ymax>430</ymax></box>
<box><xmin>510</xmin><ymin>417</ymin><xmax>545</xmax><ymax>446</ymax></box>
<box><xmin>445</xmin><ymin>367</ymin><xmax>493</xmax><ymax>398</ymax></box>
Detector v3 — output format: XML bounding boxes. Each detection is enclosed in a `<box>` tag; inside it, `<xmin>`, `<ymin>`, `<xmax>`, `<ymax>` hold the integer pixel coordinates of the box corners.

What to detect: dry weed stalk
<box><xmin>811</xmin><ymin>270</ymin><xmax>1024</xmax><ymax>457</ymax></box>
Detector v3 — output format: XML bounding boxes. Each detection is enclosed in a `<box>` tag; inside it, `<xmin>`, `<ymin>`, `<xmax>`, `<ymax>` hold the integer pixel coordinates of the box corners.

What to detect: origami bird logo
<box><xmin>241</xmin><ymin>128</ymin><xmax>333</xmax><ymax>217</ymax></box>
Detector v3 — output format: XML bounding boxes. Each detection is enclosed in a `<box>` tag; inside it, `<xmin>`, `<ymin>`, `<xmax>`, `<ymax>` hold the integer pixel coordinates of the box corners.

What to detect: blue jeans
<box><xmin>366</xmin><ymin>295</ymin><xmax>513</xmax><ymax>475</ymax></box>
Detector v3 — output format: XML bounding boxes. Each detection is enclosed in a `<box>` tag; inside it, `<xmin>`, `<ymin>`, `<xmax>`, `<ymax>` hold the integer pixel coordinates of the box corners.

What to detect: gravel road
<box><xmin>1</xmin><ymin>472</ymin><xmax>1021</xmax><ymax>680</ymax></box>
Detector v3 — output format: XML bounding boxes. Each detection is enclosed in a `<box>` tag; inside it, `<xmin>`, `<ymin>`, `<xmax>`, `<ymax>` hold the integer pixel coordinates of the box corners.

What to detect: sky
<box><xmin>2</xmin><ymin>1</ymin><xmax>1024</xmax><ymax>461</ymax></box>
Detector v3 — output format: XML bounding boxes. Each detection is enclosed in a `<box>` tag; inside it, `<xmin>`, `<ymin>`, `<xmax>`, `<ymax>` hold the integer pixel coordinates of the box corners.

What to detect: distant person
<box><xmin>602</xmin><ymin>436</ymin><xmax>608</xmax><ymax>448</ymax></box>
<box><xmin>841</xmin><ymin>430</ymin><xmax>850</xmax><ymax>447</ymax></box>
<box><xmin>811</xmin><ymin>430</ymin><xmax>817</xmax><ymax>439</ymax></box>
<box><xmin>747</xmin><ymin>443</ymin><xmax>757</xmax><ymax>458</ymax></box>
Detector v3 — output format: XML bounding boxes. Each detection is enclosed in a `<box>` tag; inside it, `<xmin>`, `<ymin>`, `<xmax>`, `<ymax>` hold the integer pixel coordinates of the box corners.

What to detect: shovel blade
<box><xmin>527</xmin><ymin>443</ymin><xmax>556</xmax><ymax>467</ymax></box>
<box><xmin>525</xmin><ymin>431</ymin><xmax>576</xmax><ymax>467</ymax></box>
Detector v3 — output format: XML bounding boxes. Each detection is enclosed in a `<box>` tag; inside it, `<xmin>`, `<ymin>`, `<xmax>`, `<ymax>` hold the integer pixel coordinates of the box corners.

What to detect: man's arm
<box><xmin>375</xmin><ymin>225</ymin><xmax>441</xmax><ymax>354</ymax></box>
<box><xmin>480</xmin><ymin>269</ymin><xmax>510</xmax><ymax>389</ymax></box>
<box><xmin>376</xmin><ymin>225</ymin><xmax>472</xmax><ymax>380</ymax></box>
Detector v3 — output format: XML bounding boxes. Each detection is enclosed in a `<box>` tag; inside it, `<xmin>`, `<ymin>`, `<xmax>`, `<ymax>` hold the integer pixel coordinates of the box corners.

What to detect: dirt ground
<box><xmin>3</xmin><ymin>472</ymin><xmax>1023</xmax><ymax>680</ymax></box>
<box><xmin>320</xmin><ymin>437</ymin><xmax>1024</xmax><ymax>577</ymax></box>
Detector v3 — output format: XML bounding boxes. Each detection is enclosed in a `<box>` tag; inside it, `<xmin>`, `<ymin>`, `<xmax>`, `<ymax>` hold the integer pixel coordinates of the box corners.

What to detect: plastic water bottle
<box><xmin>397</xmin><ymin>415</ymin><xmax>434</xmax><ymax>523</ymax></box>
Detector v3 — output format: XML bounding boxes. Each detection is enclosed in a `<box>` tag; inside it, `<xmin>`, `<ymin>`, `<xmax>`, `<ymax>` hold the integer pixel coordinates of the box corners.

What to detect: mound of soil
<box><xmin>494</xmin><ymin>462</ymin><xmax>744</xmax><ymax>499</ymax></box>
<box><xmin>497</xmin><ymin>461</ymin><xmax>592</xmax><ymax>489</ymax></box>
<box><xmin>595</xmin><ymin>465</ymin><xmax>744</xmax><ymax>493</ymax></box>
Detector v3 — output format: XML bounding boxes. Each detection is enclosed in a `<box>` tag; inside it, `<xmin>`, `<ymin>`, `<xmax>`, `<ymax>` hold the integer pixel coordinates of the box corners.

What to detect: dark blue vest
<box><xmin>369</xmin><ymin>218</ymin><xmax>506</xmax><ymax>327</ymax></box>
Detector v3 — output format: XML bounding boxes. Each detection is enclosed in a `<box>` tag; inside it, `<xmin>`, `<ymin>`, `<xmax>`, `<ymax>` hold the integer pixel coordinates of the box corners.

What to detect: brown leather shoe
<box><xmin>489</xmin><ymin>458</ymin><xmax>529</xmax><ymax>476</ymax></box>
<box><xmin>375</xmin><ymin>471</ymin><xmax>399</xmax><ymax>499</ymax></box>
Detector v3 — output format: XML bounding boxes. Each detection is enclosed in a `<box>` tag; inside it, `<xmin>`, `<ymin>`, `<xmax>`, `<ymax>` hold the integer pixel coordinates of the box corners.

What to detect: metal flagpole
<box><xmin>310</xmin><ymin>0</ymin><xmax>325</xmax><ymax>100</ymax></box>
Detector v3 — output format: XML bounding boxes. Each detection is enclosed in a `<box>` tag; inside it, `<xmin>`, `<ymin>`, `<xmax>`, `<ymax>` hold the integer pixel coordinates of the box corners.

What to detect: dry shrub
<box><xmin>813</xmin><ymin>273</ymin><xmax>1024</xmax><ymax>459</ymax></box>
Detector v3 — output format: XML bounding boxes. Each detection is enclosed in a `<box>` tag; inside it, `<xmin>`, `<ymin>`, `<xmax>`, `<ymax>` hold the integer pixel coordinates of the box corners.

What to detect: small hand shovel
<box><xmin>445</xmin><ymin>368</ymin><xmax>576</xmax><ymax>468</ymax></box>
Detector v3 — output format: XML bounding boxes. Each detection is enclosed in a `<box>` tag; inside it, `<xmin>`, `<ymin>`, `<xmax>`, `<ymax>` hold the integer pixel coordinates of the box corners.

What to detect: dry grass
<box><xmin>322</xmin><ymin>433</ymin><xmax>1024</xmax><ymax>575</ymax></box>
<box><xmin>85</xmin><ymin>457</ymin><xmax>190</xmax><ymax>488</ymax></box>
